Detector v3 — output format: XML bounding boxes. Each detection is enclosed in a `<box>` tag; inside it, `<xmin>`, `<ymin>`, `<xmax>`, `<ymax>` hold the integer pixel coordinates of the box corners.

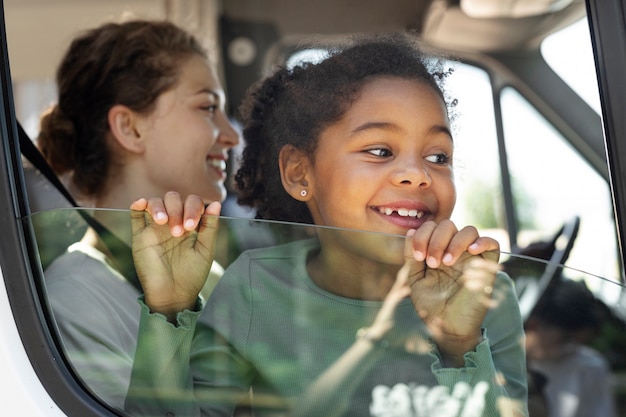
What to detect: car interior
<box><xmin>1</xmin><ymin>0</ymin><xmax>626</xmax><ymax>416</ymax></box>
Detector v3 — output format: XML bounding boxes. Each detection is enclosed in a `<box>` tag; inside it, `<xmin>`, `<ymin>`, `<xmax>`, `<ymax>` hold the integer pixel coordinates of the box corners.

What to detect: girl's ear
<box><xmin>107</xmin><ymin>104</ymin><xmax>145</xmax><ymax>154</ymax></box>
<box><xmin>279</xmin><ymin>144</ymin><xmax>313</xmax><ymax>201</ymax></box>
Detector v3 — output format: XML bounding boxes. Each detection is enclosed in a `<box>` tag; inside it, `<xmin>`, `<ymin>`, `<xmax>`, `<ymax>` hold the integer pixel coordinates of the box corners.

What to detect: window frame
<box><xmin>0</xmin><ymin>3</ymin><xmax>118</xmax><ymax>416</ymax></box>
<box><xmin>0</xmin><ymin>1</ymin><xmax>623</xmax><ymax>416</ymax></box>
<box><xmin>587</xmin><ymin>0</ymin><xmax>626</xmax><ymax>282</ymax></box>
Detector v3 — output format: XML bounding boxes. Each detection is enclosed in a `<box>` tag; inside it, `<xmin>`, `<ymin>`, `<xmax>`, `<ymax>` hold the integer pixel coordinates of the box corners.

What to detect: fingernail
<box><xmin>413</xmin><ymin>250</ymin><xmax>424</xmax><ymax>261</ymax></box>
<box><xmin>427</xmin><ymin>256</ymin><xmax>438</xmax><ymax>268</ymax></box>
<box><xmin>172</xmin><ymin>226</ymin><xmax>183</xmax><ymax>236</ymax></box>
<box><xmin>443</xmin><ymin>253</ymin><xmax>453</xmax><ymax>264</ymax></box>
<box><xmin>154</xmin><ymin>212</ymin><xmax>166</xmax><ymax>221</ymax></box>
<box><xmin>184</xmin><ymin>219</ymin><xmax>196</xmax><ymax>229</ymax></box>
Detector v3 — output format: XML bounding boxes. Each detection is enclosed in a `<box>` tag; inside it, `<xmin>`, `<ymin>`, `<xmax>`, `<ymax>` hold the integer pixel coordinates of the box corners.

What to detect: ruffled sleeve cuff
<box><xmin>137</xmin><ymin>295</ymin><xmax>202</xmax><ymax>330</ymax></box>
<box><xmin>428</xmin><ymin>328</ymin><xmax>497</xmax><ymax>385</ymax></box>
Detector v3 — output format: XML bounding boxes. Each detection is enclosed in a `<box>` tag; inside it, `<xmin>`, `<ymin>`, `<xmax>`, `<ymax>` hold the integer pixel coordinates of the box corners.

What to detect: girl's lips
<box><xmin>371</xmin><ymin>201</ymin><xmax>433</xmax><ymax>230</ymax></box>
<box><xmin>372</xmin><ymin>207</ymin><xmax>430</xmax><ymax>230</ymax></box>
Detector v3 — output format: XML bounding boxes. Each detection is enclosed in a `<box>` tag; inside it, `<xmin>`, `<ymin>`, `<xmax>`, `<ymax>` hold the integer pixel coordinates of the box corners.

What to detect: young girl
<box><xmin>126</xmin><ymin>34</ymin><xmax>527</xmax><ymax>417</ymax></box>
<box><xmin>39</xmin><ymin>19</ymin><xmax>238</xmax><ymax>411</ymax></box>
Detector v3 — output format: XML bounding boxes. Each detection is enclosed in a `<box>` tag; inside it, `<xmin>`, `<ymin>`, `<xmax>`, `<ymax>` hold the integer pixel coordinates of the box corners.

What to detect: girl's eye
<box><xmin>367</xmin><ymin>148</ymin><xmax>393</xmax><ymax>158</ymax></box>
<box><xmin>425</xmin><ymin>153</ymin><xmax>450</xmax><ymax>164</ymax></box>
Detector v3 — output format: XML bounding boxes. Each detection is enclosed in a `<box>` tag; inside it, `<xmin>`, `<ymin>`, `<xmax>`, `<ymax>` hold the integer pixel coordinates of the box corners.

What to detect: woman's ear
<box><xmin>107</xmin><ymin>104</ymin><xmax>145</xmax><ymax>154</ymax></box>
<box><xmin>279</xmin><ymin>145</ymin><xmax>313</xmax><ymax>201</ymax></box>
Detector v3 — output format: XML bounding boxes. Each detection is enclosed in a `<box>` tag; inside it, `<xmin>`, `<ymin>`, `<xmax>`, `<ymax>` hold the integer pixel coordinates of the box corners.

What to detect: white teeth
<box><xmin>208</xmin><ymin>159</ymin><xmax>226</xmax><ymax>170</ymax></box>
<box><xmin>379</xmin><ymin>207</ymin><xmax>424</xmax><ymax>218</ymax></box>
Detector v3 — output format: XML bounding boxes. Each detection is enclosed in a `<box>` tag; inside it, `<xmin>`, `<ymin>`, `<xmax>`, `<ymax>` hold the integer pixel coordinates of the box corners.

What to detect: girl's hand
<box><xmin>130</xmin><ymin>191</ymin><xmax>221</xmax><ymax>321</ymax></box>
<box><xmin>403</xmin><ymin>220</ymin><xmax>500</xmax><ymax>367</ymax></box>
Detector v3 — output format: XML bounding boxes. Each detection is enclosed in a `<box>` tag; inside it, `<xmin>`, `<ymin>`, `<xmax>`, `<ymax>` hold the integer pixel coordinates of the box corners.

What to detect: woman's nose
<box><xmin>216</xmin><ymin>114</ymin><xmax>240</xmax><ymax>148</ymax></box>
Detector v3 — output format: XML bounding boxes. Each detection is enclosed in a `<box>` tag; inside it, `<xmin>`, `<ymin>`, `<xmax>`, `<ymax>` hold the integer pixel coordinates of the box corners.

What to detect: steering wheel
<box><xmin>513</xmin><ymin>216</ymin><xmax>581</xmax><ymax>322</ymax></box>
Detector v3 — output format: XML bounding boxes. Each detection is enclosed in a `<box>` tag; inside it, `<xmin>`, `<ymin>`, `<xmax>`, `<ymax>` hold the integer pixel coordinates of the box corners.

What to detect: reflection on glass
<box><xmin>501</xmin><ymin>86</ymin><xmax>619</xmax><ymax>291</ymax></box>
<box><xmin>541</xmin><ymin>18</ymin><xmax>601</xmax><ymax>115</ymax></box>
<box><xmin>446</xmin><ymin>62</ymin><xmax>503</xmax><ymax>238</ymax></box>
<box><xmin>31</xmin><ymin>208</ymin><xmax>160</xmax><ymax>411</ymax></box>
<box><xmin>523</xmin><ymin>276</ymin><xmax>618</xmax><ymax>417</ymax></box>
<box><xmin>27</xmin><ymin>209</ymin><xmax>626</xmax><ymax>417</ymax></box>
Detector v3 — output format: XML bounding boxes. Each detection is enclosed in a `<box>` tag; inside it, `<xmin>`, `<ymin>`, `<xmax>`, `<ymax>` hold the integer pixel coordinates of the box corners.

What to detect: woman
<box><xmin>38</xmin><ymin>19</ymin><xmax>238</xmax><ymax>411</ymax></box>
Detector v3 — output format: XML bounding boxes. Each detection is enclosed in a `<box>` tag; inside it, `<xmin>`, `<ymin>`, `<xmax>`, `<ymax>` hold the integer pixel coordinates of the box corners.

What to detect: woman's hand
<box><xmin>403</xmin><ymin>220</ymin><xmax>501</xmax><ymax>367</ymax></box>
<box><xmin>130</xmin><ymin>191</ymin><xmax>221</xmax><ymax>321</ymax></box>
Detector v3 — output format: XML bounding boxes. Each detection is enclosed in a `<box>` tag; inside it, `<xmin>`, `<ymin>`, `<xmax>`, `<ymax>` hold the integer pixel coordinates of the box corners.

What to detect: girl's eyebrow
<box><xmin>350</xmin><ymin>121</ymin><xmax>399</xmax><ymax>135</ymax></box>
<box><xmin>350</xmin><ymin>121</ymin><xmax>453</xmax><ymax>141</ymax></box>
<box><xmin>431</xmin><ymin>125</ymin><xmax>453</xmax><ymax>141</ymax></box>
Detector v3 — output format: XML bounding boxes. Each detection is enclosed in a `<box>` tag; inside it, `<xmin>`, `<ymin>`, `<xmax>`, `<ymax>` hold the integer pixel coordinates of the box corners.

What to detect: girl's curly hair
<box><xmin>236</xmin><ymin>33</ymin><xmax>453</xmax><ymax>224</ymax></box>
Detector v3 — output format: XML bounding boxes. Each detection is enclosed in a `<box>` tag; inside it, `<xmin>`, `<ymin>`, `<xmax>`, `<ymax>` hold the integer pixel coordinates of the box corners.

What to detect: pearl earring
<box><xmin>300</xmin><ymin>190</ymin><xmax>307</xmax><ymax>197</ymax></box>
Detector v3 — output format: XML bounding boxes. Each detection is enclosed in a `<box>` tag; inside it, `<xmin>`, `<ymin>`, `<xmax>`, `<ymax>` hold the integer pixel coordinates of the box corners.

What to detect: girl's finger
<box><xmin>196</xmin><ymin>202</ymin><xmax>222</xmax><ymax>251</ymax></box>
<box><xmin>422</xmin><ymin>220</ymin><xmax>458</xmax><ymax>268</ymax></box>
<box><xmin>441</xmin><ymin>225</ymin><xmax>479</xmax><ymax>266</ymax></box>
<box><xmin>130</xmin><ymin>197</ymin><xmax>148</xmax><ymax>212</ymax></box>
<box><xmin>468</xmin><ymin>236</ymin><xmax>500</xmax><ymax>263</ymax></box>
<box><xmin>145</xmin><ymin>197</ymin><xmax>168</xmax><ymax>225</ymax></box>
<box><xmin>402</xmin><ymin>229</ymin><xmax>427</xmax><ymax>278</ymax></box>
<box><xmin>163</xmin><ymin>191</ymin><xmax>185</xmax><ymax>236</ymax></box>
<box><xmin>182</xmin><ymin>194</ymin><xmax>206</xmax><ymax>231</ymax></box>
<box><xmin>130</xmin><ymin>198</ymin><xmax>149</xmax><ymax>232</ymax></box>
<box><xmin>204</xmin><ymin>200</ymin><xmax>222</xmax><ymax>217</ymax></box>
<box><xmin>409</xmin><ymin>221</ymin><xmax>437</xmax><ymax>262</ymax></box>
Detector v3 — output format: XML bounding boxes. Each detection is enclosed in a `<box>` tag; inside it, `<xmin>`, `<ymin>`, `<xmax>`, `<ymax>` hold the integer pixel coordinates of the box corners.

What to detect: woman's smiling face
<box><xmin>139</xmin><ymin>55</ymin><xmax>239</xmax><ymax>204</ymax></box>
<box><xmin>304</xmin><ymin>76</ymin><xmax>456</xmax><ymax>236</ymax></box>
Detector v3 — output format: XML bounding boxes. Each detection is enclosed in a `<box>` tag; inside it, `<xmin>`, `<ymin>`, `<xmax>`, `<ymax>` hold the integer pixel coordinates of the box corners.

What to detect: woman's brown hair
<box><xmin>38</xmin><ymin>20</ymin><xmax>207</xmax><ymax>197</ymax></box>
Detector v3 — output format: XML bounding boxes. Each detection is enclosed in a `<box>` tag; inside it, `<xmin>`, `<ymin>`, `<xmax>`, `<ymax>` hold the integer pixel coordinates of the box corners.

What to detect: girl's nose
<box><xmin>392</xmin><ymin>161</ymin><xmax>432</xmax><ymax>187</ymax></box>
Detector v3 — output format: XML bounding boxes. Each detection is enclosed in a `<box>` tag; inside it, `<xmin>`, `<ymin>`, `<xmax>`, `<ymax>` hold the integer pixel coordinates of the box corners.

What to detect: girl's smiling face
<box><xmin>303</xmin><ymin>77</ymin><xmax>456</xmax><ymax>236</ymax></box>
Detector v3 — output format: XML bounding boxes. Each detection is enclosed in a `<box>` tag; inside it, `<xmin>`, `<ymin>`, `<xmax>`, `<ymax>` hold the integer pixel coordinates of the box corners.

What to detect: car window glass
<box><xmin>3</xmin><ymin>2</ymin><xmax>624</xmax><ymax>416</ymax></box>
<box><xmin>444</xmin><ymin>63</ymin><xmax>505</xmax><ymax>247</ymax></box>
<box><xmin>27</xmin><ymin>208</ymin><xmax>626</xmax><ymax>416</ymax></box>
<box><xmin>500</xmin><ymin>86</ymin><xmax>619</xmax><ymax>293</ymax></box>
<box><xmin>541</xmin><ymin>18</ymin><xmax>602</xmax><ymax>115</ymax></box>
<box><xmin>13</xmin><ymin>80</ymin><xmax>56</xmax><ymax>138</ymax></box>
